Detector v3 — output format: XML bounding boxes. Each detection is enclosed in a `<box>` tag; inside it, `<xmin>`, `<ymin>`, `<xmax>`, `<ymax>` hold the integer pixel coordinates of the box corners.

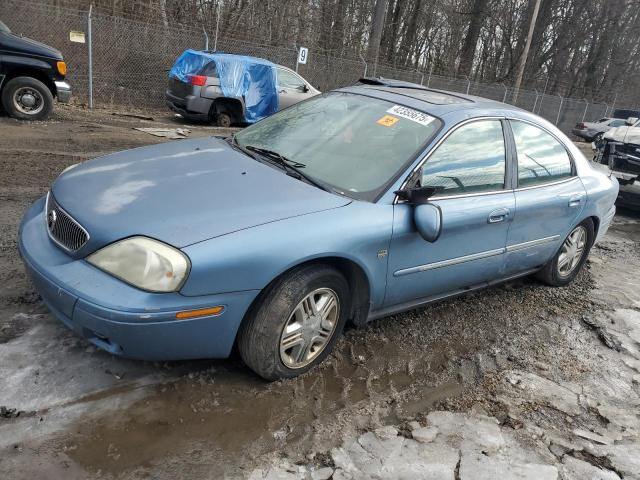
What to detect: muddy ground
<box><xmin>0</xmin><ymin>106</ymin><xmax>639</xmax><ymax>479</ymax></box>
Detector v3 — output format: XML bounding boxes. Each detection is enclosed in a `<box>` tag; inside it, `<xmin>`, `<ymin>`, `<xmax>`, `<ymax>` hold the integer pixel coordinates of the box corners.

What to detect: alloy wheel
<box><xmin>279</xmin><ymin>287</ymin><xmax>340</xmax><ymax>369</ymax></box>
<box><xmin>557</xmin><ymin>225</ymin><xmax>587</xmax><ymax>277</ymax></box>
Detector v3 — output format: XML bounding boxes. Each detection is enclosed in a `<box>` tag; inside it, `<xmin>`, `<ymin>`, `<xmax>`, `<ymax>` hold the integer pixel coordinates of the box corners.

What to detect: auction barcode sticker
<box><xmin>386</xmin><ymin>105</ymin><xmax>435</xmax><ymax>126</ymax></box>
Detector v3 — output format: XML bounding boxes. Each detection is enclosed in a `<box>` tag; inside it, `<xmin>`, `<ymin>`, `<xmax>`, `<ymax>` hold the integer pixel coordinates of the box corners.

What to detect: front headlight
<box><xmin>87</xmin><ymin>236</ymin><xmax>190</xmax><ymax>292</ymax></box>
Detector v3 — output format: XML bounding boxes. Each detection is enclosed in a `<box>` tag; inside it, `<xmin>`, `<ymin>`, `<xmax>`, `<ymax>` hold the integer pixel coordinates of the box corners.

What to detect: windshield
<box><xmin>234</xmin><ymin>92</ymin><xmax>442</xmax><ymax>201</ymax></box>
<box><xmin>0</xmin><ymin>20</ymin><xmax>10</xmax><ymax>33</ymax></box>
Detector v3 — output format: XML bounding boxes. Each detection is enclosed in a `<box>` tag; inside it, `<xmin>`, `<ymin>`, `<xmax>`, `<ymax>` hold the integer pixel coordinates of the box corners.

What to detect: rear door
<box><xmin>503</xmin><ymin>120</ymin><xmax>586</xmax><ymax>275</ymax></box>
<box><xmin>276</xmin><ymin>67</ymin><xmax>313</xmax><ymax>109</ymax></box>
<box><xmin>385</xmin><ymin>119</ymin><xmax>516</xmax><ymax>307</ymax></box>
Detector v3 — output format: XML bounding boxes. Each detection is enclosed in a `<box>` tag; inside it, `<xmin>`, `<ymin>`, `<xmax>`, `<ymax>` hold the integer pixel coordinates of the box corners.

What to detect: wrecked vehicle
<box><xmin>594</xmin><ymin>118</ymin><xmax>640</xmax><ymax>176</ymax></box>
<box><xmin>0</xmin><ymin>19</ymin><xmax>71</xmax><ymax>120</ymax></box>
<box><xmin>594</xmin><ymin>117</ymin><xmax>640</xmax><ymax>207</ymax></box>
<box><xmin>19</xmin><ymin>80</ymin><xmax>618</xmax><ymax>380</ymax></box>
<box><xmin>165</xmin><ymin>50</ymin><xmax>319</xmax><ymax>127</ymax></box>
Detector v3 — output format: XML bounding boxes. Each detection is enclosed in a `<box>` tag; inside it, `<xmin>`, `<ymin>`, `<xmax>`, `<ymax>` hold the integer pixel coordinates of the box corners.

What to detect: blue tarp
<box><xmin>168</xmin><ymin>49</ymin><xmax>279</xmax><ymax>123</ymax></box>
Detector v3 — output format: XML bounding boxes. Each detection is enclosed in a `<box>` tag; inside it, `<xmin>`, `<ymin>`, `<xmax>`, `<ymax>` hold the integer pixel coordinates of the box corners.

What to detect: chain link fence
<box><xmin>0</xmin><ymin>0</ymin><xmax>633</xmax><ymax>134</ymax></box>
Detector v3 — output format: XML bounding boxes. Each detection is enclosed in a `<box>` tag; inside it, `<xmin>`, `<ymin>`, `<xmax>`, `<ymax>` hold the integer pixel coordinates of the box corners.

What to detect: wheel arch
<box><xmin>2</xmin><ymin>68</ymin><xmax>56</xmax><ymax>97</ymax></box>
<box><xmin>210</xmin><ymin>97</ymin><xmax>244</xmax><ymax>123</ymax></box>
<box><xmin>586</xmin><ymin>215</ymin><xmax>600</xmax><ymax>240</ymax></box>
<box><xmin>239</xmin><ymin>255</ymin><xmax>372</xmax><ymax>337</ymax></box>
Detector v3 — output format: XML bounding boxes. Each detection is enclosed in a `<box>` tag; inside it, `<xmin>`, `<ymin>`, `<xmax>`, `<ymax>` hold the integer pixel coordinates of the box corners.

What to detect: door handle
<box><xmin>488</xmin><ymin>208</ymin><xmax>510</xmax><ymax>224</ymax></box>
<box><xmin>568</xmin><ymin>195</ymin><xmax>583</xmax><ymax>207</ymax></box>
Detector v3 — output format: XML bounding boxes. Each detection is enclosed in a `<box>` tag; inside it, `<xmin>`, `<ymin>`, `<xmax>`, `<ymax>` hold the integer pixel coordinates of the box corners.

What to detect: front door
<box><xmin>276</xmin><ymin>67</ymin><xmax>312</xmax><ymax>110</ymax></box>
<box><xmin>385</xmin><ymin>119</ymin><xmax>516</xmax><ymax>307</ymax></box>
<box><xmin>504</xmin><ymin>120</ymin><xmax>587</xmax><ymax>274</ymax></box>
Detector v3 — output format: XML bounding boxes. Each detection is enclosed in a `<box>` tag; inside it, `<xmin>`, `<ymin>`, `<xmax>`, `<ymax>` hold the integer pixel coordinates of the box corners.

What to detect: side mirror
<box><xmin>395</xmin><ymin>186</ymin><xmax>438</xmax><ymax>204</ymax></box>
<box><xmin>301</xmin><ymin>84</ymin><xmax>310</xmax><ymax>93</ymax></box>
<box><xmin>414</xmin><ymin>203</ymin><xmax>442</xmax><ymax>243</ymax></box>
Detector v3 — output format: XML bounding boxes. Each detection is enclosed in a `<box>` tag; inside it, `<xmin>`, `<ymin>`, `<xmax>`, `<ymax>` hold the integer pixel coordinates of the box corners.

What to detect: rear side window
<box><xmin>277</xmin><ymin>68</ymin><xmax>306</xmax><ymax>89</ymax></box>
<box><xmin>200</xmin><ymin>61</ymin><xmax>218</xmax><ymax>77</ymax></box>
<box><xmin>421</xmin><ymin>120</ymin><xmax>506</xmax><ymax>196</ymax></box>
<box><xmin>511</xmin><ymin>121</ymin><xmax>572</xmax><ymax>187</ymax></box>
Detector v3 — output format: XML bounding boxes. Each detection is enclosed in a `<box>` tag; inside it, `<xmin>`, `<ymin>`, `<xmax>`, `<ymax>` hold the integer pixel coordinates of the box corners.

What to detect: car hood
<box><xmin>52</xmin><ymin>137</ymin><xmax>351</xmax><ymax>253</ymax></box>
<box><xmin>4</xmin><ymin>32</ymin><xmax>63</xmax><ymax>60</ymax></box>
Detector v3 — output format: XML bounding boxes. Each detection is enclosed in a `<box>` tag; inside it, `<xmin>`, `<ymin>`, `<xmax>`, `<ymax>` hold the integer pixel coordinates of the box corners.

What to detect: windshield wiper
<box><xmin>245</xmin><ymin>145</ymin><xmax>307</xmax><ymax>168</ymax></box>
<box><xmin>244</xmin><ymin>145</ymin><xmax>334</xmax><ymax>193</ymax></box>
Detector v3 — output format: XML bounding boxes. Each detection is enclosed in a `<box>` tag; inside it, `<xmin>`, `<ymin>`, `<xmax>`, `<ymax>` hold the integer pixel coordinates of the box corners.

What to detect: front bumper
<box><xmin>55</xmin><ymin>81</ymin><xmax>72</xmax><ymax>103</ymax></box>
<box><xmin>19</xmin><ymin>196</ymin><xmax>259</xmax><ymax>361</ymax></box>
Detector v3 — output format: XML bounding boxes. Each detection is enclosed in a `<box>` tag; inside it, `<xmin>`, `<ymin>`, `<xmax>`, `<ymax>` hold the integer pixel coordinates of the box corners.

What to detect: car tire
<box><xmin>215</xmin><ymin>111</ymin><xmax>232</xmax><ymax>128</ymax></box>
<box><xmin>535</xmin><ymin>218</ymin><xmax>594</xmax><ymax>287</ymax></box>
<box><xmin>1</xmin><ymin>76</ymin><xmax>54</xmax><ymax>121</ymax></box>
<box><xmin>238</xmin><ymin>264</ymin><xmax>350</xmax><ymax>381</ymax></box>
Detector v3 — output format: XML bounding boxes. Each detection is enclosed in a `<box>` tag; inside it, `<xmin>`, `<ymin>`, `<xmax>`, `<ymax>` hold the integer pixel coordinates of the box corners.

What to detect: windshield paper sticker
<box><xmin>386</xmin><ymin>105</ymin><xmax>435</xmax><ymax>126</ymax></box>
<box><xmin>376</xmin><ymin>115</ymin><xmax>400</xmax><ymax>127</ymax></box>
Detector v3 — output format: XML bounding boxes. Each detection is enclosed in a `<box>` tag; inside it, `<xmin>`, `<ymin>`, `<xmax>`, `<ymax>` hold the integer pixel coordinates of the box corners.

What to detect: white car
<box><xmin>572</xmin><ymin>117</ymin><xmax>629</xmax><ymax>142</ymax></box>
<box><xmin>602</xmin><ymin>117</ymin><xmax>640</xmax><ymax>144</ymax></box>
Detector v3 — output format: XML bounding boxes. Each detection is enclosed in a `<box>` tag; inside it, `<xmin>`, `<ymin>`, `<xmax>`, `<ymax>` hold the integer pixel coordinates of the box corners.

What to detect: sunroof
<box><xmin>388</xmin><ymin>87</ymin><xmax>473</xmax><ymax>105</ymax></box>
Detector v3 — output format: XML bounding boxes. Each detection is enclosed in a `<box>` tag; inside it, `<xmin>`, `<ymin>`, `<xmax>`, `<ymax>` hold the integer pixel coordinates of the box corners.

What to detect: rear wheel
<box><xmin>238</xmin><ymin>264</ymin><xmax>350</xmax><ymax>380</ymax></box>
<box><xmin>215</xmin><ymin>111</ymin><xmax>232</xmax><ymax>128</ymax></box>
<box><xmin>536</xmin><ymin>219</ymin><xmax>594</xmax><ymax>287</ymax></box>
<box><xmin>1</xmin><ymin>76</ymin><xmax>53</xmax><ymax>121</ymax></box>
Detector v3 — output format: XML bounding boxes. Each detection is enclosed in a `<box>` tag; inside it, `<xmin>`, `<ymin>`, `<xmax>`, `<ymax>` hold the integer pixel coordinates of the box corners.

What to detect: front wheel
<box><xmin>536</xmin><ymin>219</ymin><xmax>594</xmax><ymax>287</ymax></box>
<box><xmin>1</xmin><ymin>76</ymin><xmax>54</xmax><ymax>120</ymax></box>
<box><xmin>238</xmin><ymin>264</ymin><xmax>350</xmax><ymax>380</ymax></box>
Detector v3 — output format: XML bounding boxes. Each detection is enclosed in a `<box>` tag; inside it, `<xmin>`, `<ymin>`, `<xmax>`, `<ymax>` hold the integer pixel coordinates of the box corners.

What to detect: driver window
<box><xmin>277</xmin><ymin>68</ymin><xmax>306</xmax><ymax>90</ymax></box>
<box><xmin>421</xmin><ymin>120</ymin><xmax>506</xmax><ymax>196</ymax></box>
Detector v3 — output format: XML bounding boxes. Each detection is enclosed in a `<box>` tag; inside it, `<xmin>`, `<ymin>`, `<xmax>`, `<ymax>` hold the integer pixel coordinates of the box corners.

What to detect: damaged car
<box><xmin>594</xmin><ymin>117</ymin><xmax>640</xmax><ymax>206</ymax></box>
<box><xmin>19</xmin><ymin>79</ymin><xmax>618</xmax><ymax>380</ymax></box>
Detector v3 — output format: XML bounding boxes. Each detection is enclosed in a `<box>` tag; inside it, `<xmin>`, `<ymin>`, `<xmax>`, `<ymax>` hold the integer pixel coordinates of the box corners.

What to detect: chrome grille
<box><xmin>45</xmin><ymin>193</ymin><xmax>89</xmax><ymax>252</ymax></box>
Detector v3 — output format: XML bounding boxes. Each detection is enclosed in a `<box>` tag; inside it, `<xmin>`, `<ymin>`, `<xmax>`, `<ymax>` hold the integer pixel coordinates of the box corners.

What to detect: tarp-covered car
<box><xmin>165</xmin><ymin>50</ymin><xmax>319</xmax><ymax>127</ymax></box>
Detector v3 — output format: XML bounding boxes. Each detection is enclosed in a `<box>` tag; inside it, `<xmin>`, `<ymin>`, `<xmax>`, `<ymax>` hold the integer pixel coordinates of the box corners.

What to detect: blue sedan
<box><xmin>19</xmin><ymin>80</ymin><xmax>618</xmax><ymax>380</ymax></box>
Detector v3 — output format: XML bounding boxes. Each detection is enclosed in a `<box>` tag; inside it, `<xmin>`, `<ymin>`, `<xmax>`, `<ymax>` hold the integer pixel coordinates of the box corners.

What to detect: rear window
<box><xmin>0</xmin><ymin>20</ymin><xmax>10</xmax><ymax>33</ymax></box>
<box><xmin>200</xmin><ymin>61</ymin><xmax>218</xmax><ymax>77</ymax></box>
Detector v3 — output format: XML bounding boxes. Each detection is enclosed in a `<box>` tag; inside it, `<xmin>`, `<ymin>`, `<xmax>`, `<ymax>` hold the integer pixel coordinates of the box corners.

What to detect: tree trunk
<box><xmin>456</xmin><ymin>0</ymin><xmax>489</xmax><ymax>77</ymax></box>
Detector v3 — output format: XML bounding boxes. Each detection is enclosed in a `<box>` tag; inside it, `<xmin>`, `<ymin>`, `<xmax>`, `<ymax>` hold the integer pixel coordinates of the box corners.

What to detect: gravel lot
<box><xmin>1</xmin><ymin>107</ymin><xmax>639</xmax><ymax>479</ymax></box>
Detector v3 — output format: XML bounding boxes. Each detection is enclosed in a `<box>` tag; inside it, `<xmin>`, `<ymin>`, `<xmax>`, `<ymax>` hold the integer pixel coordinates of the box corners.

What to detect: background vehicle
<box><xmin>0</xmin><ymin>19</ymin><xmax>71</xmax><ymax>120</ymax></box>
<box><xmin>166</xmin><ymin>51</ymin><xmax>319</xmax><ymax>127</ymax></box>
<box><xmin>594</xmin><ymin>117</ymin><xmax>640</xmax><ymax>172</ymax></box>
<box><xmin>572</xmin><ymin>117</ymin><xmax>628</xmax><ymax>142</ymax></box>
<box><xmin>20</xmin><ymin>82</ymin><xmax>617</xmax><ymax>380</ymax></box>
<box><xmin>594</xmin><ymin>118</ymin><xmax>640</xmax><ymax>204</ymax></box>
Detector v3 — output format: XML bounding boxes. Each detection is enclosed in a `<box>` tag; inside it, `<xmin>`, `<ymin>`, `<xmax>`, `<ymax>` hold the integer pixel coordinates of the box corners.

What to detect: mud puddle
<box><xmin>64</xmin><ymin>334</ymin><xmax>464</xmax><ymax>477</ymax></box>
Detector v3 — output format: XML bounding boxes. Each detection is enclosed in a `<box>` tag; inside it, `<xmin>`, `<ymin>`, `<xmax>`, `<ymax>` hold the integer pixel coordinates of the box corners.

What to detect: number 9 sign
<box><xmin>298</xmin><ymin>47</ymin><xmax>308</xmax><ymax>65</ymax></box>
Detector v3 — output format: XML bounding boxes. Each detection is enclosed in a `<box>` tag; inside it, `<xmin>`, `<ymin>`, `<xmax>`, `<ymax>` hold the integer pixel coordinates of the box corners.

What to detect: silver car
<box><xmin>166</xmin><ymin>62</ymin><xmax>319</xmax><ymax>127</ymax></box>
<box><xmin>572</xmin><ymin>117</ymin><xmax>628</xmax><ymax>142</ymax></box>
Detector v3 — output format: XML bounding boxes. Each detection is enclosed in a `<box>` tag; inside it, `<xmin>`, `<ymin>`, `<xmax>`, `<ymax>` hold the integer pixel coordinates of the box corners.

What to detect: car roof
<box><xmin>340</xmin><ymin>77</ymin><xmax>523</xmax><ymax>117</ymax></box>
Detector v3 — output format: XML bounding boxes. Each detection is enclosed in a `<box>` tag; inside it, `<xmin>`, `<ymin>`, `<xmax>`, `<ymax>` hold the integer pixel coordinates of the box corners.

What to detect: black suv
<box><xmin>0</xmin><ymin>20</ymin><xmax>71</xmax><ymax>120</ymax></box>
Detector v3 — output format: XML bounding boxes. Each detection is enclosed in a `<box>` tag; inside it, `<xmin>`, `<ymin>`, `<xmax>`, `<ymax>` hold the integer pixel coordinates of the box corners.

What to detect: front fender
<box><xmin>180</xmin><ymin>201</ymin><xmax>394</xmax><ymax>309</ymax></box>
